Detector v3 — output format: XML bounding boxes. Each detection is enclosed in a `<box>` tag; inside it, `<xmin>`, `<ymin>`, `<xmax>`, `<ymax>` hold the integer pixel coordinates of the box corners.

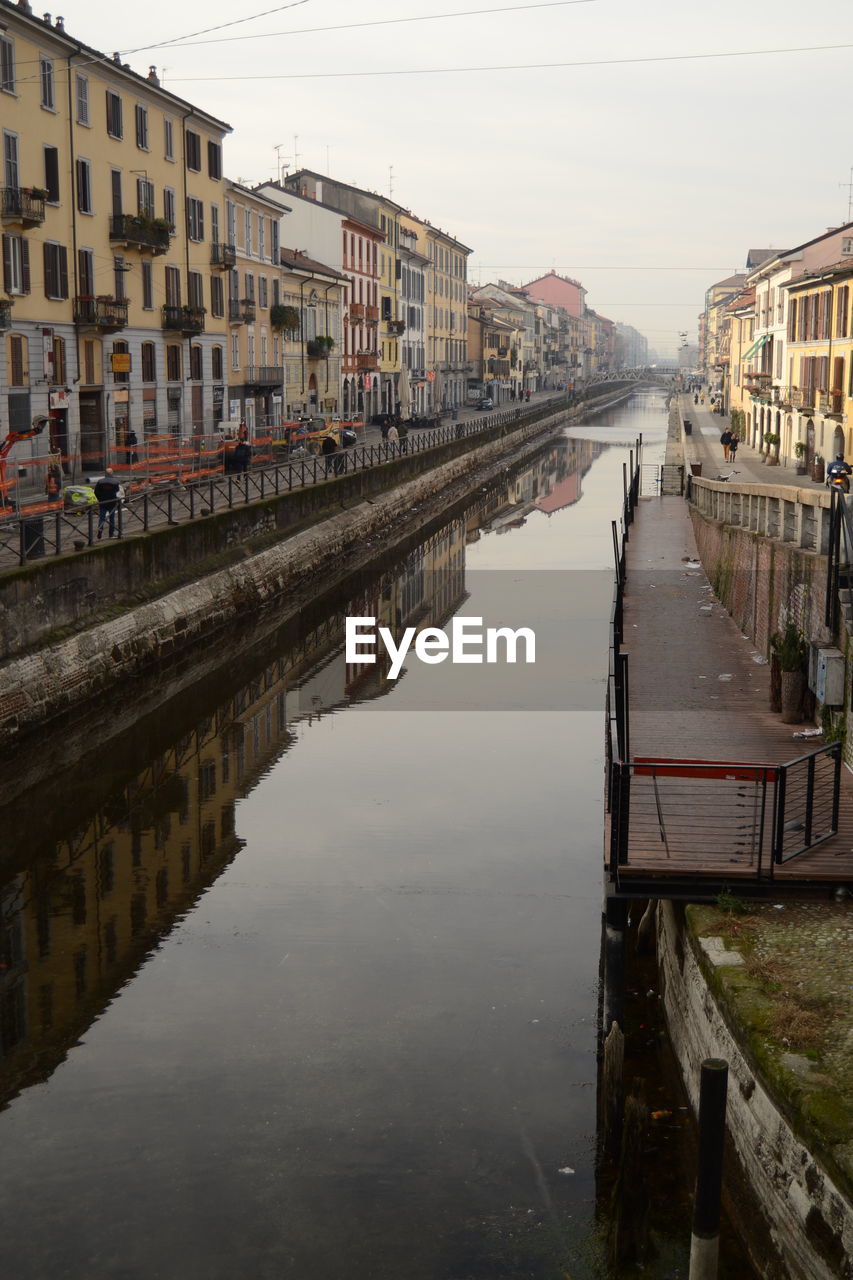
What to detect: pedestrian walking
<box><xmin>321</xmin><ymin>433</ymin><xmax>338</xmax><ymax>475</ymax></box>
<box><xmin>728</xmin><ymin>432</ymin><xmax>739</xmax><ymax>462</ymax></box>
<box><xmin>525</xmin><ymin>388</ymin><xmax>531</xmax><ymax>402</ymax></box>
<box><xmin>387</xmin><ymin>423</ymin><xmax>399</xmax><ymax>451</ymax></box>
<box><xmin>237</xmin><ymin>419</ymin><xmax>249</xmax><ymax>444</ymax></box>
<box><xmin>720</xmin><ymin>428</ymin><xmax>732</xmax><ymax>461</ymax></box>
<box><xmin>233</xmin><ymin>441</ymin><xmax>252</xmax><ymax>474</ymax></box>
<box><xmin>94</xmin><ymin>468</ymin><xmax>121</xmax><ymax>539</ymax></box>
<box><xmin>125</xmin><ymin>429</ymin><xmax>138</xmax><ymax>466</ymax></box>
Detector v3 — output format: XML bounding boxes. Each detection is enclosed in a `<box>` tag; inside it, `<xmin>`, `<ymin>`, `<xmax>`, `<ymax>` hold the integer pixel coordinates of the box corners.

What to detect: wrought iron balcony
<box><xmin>790</xmin><ymin>388</ymin><xmax>815</xmax><ymax>410</ymax></box>
<box><xmin>74</xmin><ymin>295</ymin><xmax>129</xmax><ymax>332</ymax></box>
<box><xmin>386</xmin><ymin>318</ymin><xmax>405</xmax><ymax>335</ymax></box>
<box><xmin>818</xmin><ymin>390</ymin><xmax>845</xmax><ymax>417</ymax></box>
<box><xmin>162</xmin><ymin>304</ymin><xmax>206</xmax><ymax>335</ymax></box>
<box><xmin>1</xmin><ymin>186</ymin><xmax>46</xmax><ymax>228</ymax></box>
<box><xmin>0</xmin><ymin>298</ymin><xmax>12</xmax><ymax>330</ymax></box>
<box><xmin>241</xmin><ymin>298</ymin><xmax>256</xmax><ymax>323</ymax></box>
<box><xmin>109</xmin><ymin>213</ymin><xmax>171</xmax><ymax>255</ymax></box>
<box><xmin>245</xmin><ymin>365</ymin><xmax>284</xmax><ymax>385</ymax></box>
<box><xmin>211</xmin><ymin>242</ymin><xmax>237</xmax><ymax>269</ymax></box>
<box><xmin>228</xmin><ymin>298</ymin><xmax>243</xmax><ymax>323</ymax></box>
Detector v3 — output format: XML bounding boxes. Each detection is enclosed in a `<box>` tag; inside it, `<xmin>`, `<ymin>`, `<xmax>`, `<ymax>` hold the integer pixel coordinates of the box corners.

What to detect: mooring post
<box><xmin>689</xmin><ymin>1058</ymin><xmax>729</xmax><ymax>1280</ymax></box>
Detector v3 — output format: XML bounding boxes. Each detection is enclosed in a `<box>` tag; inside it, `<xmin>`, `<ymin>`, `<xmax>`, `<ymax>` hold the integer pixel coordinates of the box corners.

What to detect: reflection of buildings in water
<box><xmin>471</xmin><ymin>437</ymin><xmax>603</xmax><ymax>536</ymax></box>
<box><xmin>0</xmin><ymin>517</ymin><xmax>467</xmax><ymax>1105</ymax></box>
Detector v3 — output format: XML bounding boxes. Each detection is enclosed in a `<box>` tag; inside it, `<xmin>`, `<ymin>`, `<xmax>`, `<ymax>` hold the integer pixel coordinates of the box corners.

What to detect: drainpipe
<box><xmin>322</xmin><ymin>281</ymin><xmax>335</xmax><ymax>399</ymax></box>
<box><xmin>180</xmin><ymin>109</ymin><xmax>192</xmax><ymax>433</ymax></box>
<box><xmin>298</xmin><ymin>268</ymin><xmax>317</xmax><ymax>400</ymax></box>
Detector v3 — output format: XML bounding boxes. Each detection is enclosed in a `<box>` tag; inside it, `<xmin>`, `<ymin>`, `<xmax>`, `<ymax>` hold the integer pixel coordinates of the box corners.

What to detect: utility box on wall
<box><xmin>810</xmin><ymin>646</ymin><xmax>845</xmax><ymax>705</ymax></box>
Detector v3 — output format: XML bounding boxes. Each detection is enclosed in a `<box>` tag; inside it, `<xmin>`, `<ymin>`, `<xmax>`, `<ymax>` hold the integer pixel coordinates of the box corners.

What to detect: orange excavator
<box><xmin>0</xmin><ymin>417</ymin><xmax>49</xmax><ymax>512</ymax></box>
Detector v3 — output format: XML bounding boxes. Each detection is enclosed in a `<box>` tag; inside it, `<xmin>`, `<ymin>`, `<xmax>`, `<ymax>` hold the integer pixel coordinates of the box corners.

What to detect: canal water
<box><xmin>0</xmin><ymin>391</ymin><xmax>717</xmax><ymax>1279</ymax></box>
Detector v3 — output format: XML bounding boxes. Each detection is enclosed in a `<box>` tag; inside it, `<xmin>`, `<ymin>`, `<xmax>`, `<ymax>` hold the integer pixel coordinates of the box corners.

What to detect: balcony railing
<box><xmin>356</xmin><ymin>352</ymin><xmax>379</xmax><ymax>370</ymax></box>
<box><xmin>818</xmin><ymin>390</ymin><xmax>845</xmax><ymax>416</ymax></box>
<box><xmin>73</xmin><ymin>295</ymin><xmax>129</xmax><ymax>332</ymax></box>
<box><xmin>0</xmin><ymin>299</ymin><xmax>12</xmax><ymax>330</ymax></box>
<box><xmin>245</xmin><ymin>366</ymin><xmax>284</xmax><ymax>385</ymax></box>
<box><xmin>211</xmin><ymin>242</ymin><xmax>237</xmax><ymax>269</ymax></box>
<box><xmin>109</xmin><ymin>213</ymin><xmax>171</xmax><ymax>255</ymax></box>
<box><xmin>386</xmin><ymin>318</ymin><xmax>405</xmax><ymax>335</ymax></box>
<box><xmin>228</xmin><ymin>298</ymin><xmax>243</xmax><ymax>323</ymax></box>
<box><xmin>162</xmin><ymin>304</ymin><xmax>206</xmax><ymax>334</ymax></box>
<box><xmin>364</xmin><ymin>304</ymin><xmax>379</xmax><ymax>322</ymax></box>
<box><xmin>1</xmin><ymin>187</ymin><xmax>46</xmax><ymax>228</ymax></box>
<box><xmin>791</xmin><ymin>388</ymin><xmax>816</xmax><ymax>410</ymax></box>
<box><xmin>349</xmin><ymin>302</ymin><xmax>366</xmax><ymax>320</ymax></box>
<box><xmin>241</xmin><ymin>298</ymin><xmax>256</xmax><ymax>323</ymax></box>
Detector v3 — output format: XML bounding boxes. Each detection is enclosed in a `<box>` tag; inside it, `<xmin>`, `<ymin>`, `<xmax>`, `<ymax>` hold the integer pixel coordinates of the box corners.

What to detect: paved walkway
<box><xmin>617</xmin><ymin>493</ymin><xmax>852</xmax><ymax>888</ymax></box>
<box><xmin>679</xmin><ymin>395</ymin><xmax>827</xmax><ymax>489</ymax></box>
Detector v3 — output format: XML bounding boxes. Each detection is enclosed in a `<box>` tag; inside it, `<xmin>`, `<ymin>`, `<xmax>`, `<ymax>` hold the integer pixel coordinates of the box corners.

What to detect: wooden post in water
<box><xmin>689</xmin><ymin>1058</ymin><xmax>729</xmax><ymax>1280</ymax></box>
<box><xmin>599</xmin><ymin>1020</ymin><xmax>624</xmax><ymax>1161</ymax></box>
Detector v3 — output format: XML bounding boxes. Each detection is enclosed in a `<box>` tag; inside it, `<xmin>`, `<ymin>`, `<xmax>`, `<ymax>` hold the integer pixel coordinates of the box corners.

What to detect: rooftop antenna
<box><xmin>293</xmin><ymin>134</ymin><xmax>300</xmax><ymax>172</ymax></box>
<box><xmin>840</xmin><ymin>165</ymin><xmax>853</xmax><ymax>223</ymax></box>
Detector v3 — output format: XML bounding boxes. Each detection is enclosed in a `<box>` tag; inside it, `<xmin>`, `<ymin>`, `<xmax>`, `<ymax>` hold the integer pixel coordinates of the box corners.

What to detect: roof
<box><xmin>279</xmin><ymin>248</ymin><xmax>347</xmax><ymax>280</ymax></box>
<box><xmin>745</xmin><ymin>249</ymin><xmax>775</xmax><ymax>269</ymax></box>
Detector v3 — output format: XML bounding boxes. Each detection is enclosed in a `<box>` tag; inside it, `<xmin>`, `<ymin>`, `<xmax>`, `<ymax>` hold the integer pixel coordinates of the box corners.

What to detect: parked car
<box><xmin>477</xmin><ymin>397</ymin><xmax>494</xmax><ymax>410</ymax></box>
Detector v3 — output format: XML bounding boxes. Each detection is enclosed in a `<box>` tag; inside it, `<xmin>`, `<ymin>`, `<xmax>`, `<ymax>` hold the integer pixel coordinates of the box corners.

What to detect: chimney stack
<box><xmin>147</xmin><ymin>66</ymin><xmax>160</xmax><ymax>85</ymax></box>
<box><xmin>55</xmin><ymin>15</ymin><xmax>64</xmax><ymax>29</ymax></box>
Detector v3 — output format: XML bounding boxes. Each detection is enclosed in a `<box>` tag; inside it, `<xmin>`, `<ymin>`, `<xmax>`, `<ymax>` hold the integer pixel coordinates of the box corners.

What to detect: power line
<box><xmin>166</xmin><ymin>41</ymin><xmax>853</xmax><ymax>82</ymax></box>
<box><xmin>122</xmin><ymin>0</ymin><xmax>313</xmax><ymax>55</ymax></box>
<box><xmin>130</xmin><ymin>0</ymin><xmax>596</xmax><ymax>51</ymax></box>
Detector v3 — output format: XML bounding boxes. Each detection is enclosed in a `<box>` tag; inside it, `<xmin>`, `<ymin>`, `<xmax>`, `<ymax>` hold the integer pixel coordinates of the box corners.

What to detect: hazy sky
<box><xmin>53</xmin><ymin>0</ymin><xmax>853</xmax><ymax>355</ymax></box>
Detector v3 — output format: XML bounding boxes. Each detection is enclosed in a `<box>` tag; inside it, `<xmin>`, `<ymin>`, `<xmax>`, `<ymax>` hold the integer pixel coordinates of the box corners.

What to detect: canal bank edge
<box><xmin>0</xmin><ymin>388</ymin><xmax>633</xmax><ymax>749</ymax></box>
<box><xmin>657</xmin><ymin>900</ymin><xmax>853</xmax><ymax>1280</ymax></box>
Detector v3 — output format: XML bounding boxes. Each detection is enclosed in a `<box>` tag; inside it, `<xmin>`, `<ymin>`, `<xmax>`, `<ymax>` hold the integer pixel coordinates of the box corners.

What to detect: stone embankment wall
<box><xmin>658</xmin><ymin>901</ymin><xmax>853</xmax><ymax>1280</ymax></box>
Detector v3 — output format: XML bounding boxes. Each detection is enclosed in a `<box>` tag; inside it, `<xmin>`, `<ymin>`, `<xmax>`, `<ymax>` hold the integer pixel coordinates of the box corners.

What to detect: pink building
<box><xmin>522</xmin><ymin>272</ymin><xmax>587</xmax><ymax>318</ymax></box>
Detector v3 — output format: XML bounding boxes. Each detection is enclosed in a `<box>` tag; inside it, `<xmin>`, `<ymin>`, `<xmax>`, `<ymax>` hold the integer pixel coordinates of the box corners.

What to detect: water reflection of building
<box><xmin>470</xmin><ymin>436</ymin><xmax>603</xmax><ymax>537</ymax></box>
<box><xmin>0</xmin><ymin>517</ymin><xmax>466</xmax><ymax>1106</ymax></box>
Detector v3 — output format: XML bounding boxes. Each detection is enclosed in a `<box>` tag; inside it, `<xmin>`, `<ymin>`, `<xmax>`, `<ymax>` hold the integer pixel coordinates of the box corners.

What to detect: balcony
<box><xmin>241</xmin><ymin>298</ymin><xmax>256</xmax><ymax>323</ymax></box>
<box><xmin>365</xmin><ymin>304</ymin><xmax>379</xmax><ymax>323</ymax></box>
<box><xmin>349</xmin><ymin>302</ymin><xmax>366</xmax><ymax>320</ymax></box>
<box><xmin>356</xmin><ymin>352</ymin><xmax>379</xmax><ymax>371</ymax></box>
<box><xmin>790</xmin><ymin>388</ymin><xmax>815</xmax><ymax>411</ymax></box>
<box><xmin>74</xmin><ymin>295</ymin><xmax>129</xmax><ymax>333</ymax></box>
<box><xmin>0</xmin><ymin>299</ymin><xmax>12</xmax><ymax>330</ymax></box>
<box><xmin>386</xmin><ymin>318</ymin><xmax>405</xmax><ymax>335</ymax></box>
<box><xmin>246</xmin><ymin>365</ymin><xmax>284</xmax><ymax>386</ymax></box>
<box><xmin>228</xmin><ymin>298</ymin><xmax>243</xmax><ymax>323</ymax></box>
<box><xmin>109</xmin><ymin>213</ymin><xmax>171</xmax><ymax>255</ymax></box>
<box><xmin>162</xmin><ymin>304</ymin><xmax>206</xmax><ymax>335</ymax></box>
<box><xmin>1</xmin><ymin>186</ymin><xmax>46</xmax><ymax>228</ymax></box>
<box><xmin>211</xmin><ymin>242</ymin><xmax>237</xmax><ymax>269</ymax></box>
<box><xmin>818</xmin><ymin>390</ymin><xmax>845</xmax><ymax>417</ymax></box>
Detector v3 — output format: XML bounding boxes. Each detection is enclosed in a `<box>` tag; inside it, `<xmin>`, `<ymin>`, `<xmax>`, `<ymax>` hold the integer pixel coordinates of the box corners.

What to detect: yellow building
<box><xmin>223</xmin><ymin>182</ymin><xmax>284</xmax><ymax>432</ymax></box>
<box><xmin>0</xmin><ymin>3</ymin><xmax>231</xmax><ymax>490</ymax></box>
<box><xmin>782</xmin><ymin>265</ymin><xmax>853</xmax><ymax>464</ymax></box>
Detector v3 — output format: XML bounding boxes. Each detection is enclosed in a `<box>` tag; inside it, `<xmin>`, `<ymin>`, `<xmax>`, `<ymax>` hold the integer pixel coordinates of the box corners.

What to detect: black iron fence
<box><xmin>604</xmin><ymin>435</ymin><xmax>643</xmax><ymax>805</ymax></box>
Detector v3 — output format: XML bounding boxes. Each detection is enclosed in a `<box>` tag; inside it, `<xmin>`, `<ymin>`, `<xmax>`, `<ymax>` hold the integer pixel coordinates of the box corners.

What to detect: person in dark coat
<box><xmin>321</xmin><ymin>432</ymin><xmax>338</xmax><ymax>475</ymax></box>
<box><xmin>125</xmin><ymin>429</ymin><xmax>138</xmax><ymax>466</ymax></box>
<box><xmin>233</xmin><ymin>441</ymin><xmax>252</xmax><ymax>473</ymax></box>
<box><xmin>94</xmin><ymin>468</ymin><xmax>121</xmax><ymax>539</ymax></box>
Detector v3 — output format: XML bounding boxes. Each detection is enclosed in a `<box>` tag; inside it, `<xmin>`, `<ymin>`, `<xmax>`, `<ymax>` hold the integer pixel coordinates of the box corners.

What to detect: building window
<box><xmin>141</xmin><ymin>341</ymin><xmax>156</xmax><ymax>382</ymax></box>
<box><xmin>271</xmin><ymin>219</ymin><xmax>279</xmax><ymax>263</ymax></box>
<box><xmin>226</xmin><ymin>199</ymin><xmax>236</xmax><ymax>244</ymax></box>
<box><xmin>164</xmin><ymin>116</ymin><xmax>174</xmax><ymax>160</ymax></box>
<box><xmin>113</xmin><ymin>255</ymin><xmax>127</xmax><ymax>301</ymax></box>
<box><xmin>76</xmin><ymin>159</ymin><xmax>93</xmax><ymax>214</ymax></box>
<box><xmin>142</xmin><ymin>259</ymin><xmax>153</xmax><ymax>309</ymax></box>
<box><xmin>207</xmin><ymin>140</ymin><xmax>221</xmax><ymax>180</ymax></box>
<box><xmin>4</xmin><ymin>129</ymin><xmax>19</xmax><ymax>188</ymax></box>
<box><xmin>165</xmin><ymin>265</ymin><xmax>181</xmax><ymax>307</ymax></box>
<box><xmin>43</xmin><ymin>242</ymin><xmax>69</xmax><ymax>300</ymax></box>
<box><xmin>78</xmin><ymin>247</ymin><xmax>94</xmax><ymax>296</ymax></box>
<box><xmin>137</xmin><ymin>177</ymin><xmax>155</xmax><ymax>218</ymax></box>
<box><xmin>135</xmin><ymin>104</ymin><xmax>149</xmax><ymax>150</ymax></box>
<box><xmin>187</xmin><ymin>197</ymin><xmax>204</xmax><ymax>242</ymax></box>
<box><xmin>9</xmin><ymin>334</ymin><xmax>27</xmax><ymax>385</ymax></box>
<box><xmin>185</xmin><ymin>129</ymin><xmax>201</xmax><ymax>171</ymax></box>
<box><xmin>272</xmin><ymin>278</ymin><xmax>280</xmax><ymax>308</ymax></box>
<box><xmin>112</xmin><ymin>339</ymin><xmax>129</xmax><ymax>384</ymax></box>
<box><xmin>190</xmin><ymin>345</ymin><xmax>203</xmax><ymax>380</ymax></box>
<box><xmin>244</xmin><ymin>209</ymin><xmax>252</xmax><ymax>255</ymax></box>
<box><xmin>43</xmin><ymin>146</ymin><xmax>59</xmax><ymax>203</ymax></box>
<box><xmin>231</xmin><ymin>332</ymin><xmax>239</xmax><ymax>370</ymax></box>
<box><xmin>40</xmin><ymin>56</ymin><xmax>55</xmax><ymax>110</ymax></box>
<box><xmin>164</xmin><ymin>187</ymin><xmax>176</xmax><ymax>232</ymax></box>
<box><xmin>0</xmin><ymin>35</ymin><xmax>14</xmax><ymax>94</ymax></box>
<box><xmin>210</xmin><ymin>274</ymin><xmax>224</xmax><ymax>318</ymax></box>
<box><xmin>212</xmin><ymin>345</ymin><xmax>223</xmax><ymax>380</ymax></box>
<box><xmin>211</xmin><ymin>203</ymin><xmax>220</xmax><ymax>246</ymax></box>
<box><xmin>53</xmin><ymin>335</ymin><xmax>66</xmax><ymax>384</ymax></box>
<box><xmin>188</xmin><ymin>271</ymin><xmax>204</xmax><ymax>309</ymax></box>
<box><xmin>244</xmin><ymin>272</ymin><xmax>255</xmax><ymax>301</ymax></box>
<box><xmin>75</xmin><ymin>73</ymin><xmax>88</xmax><ymax>124</ymax></box>
<box><xmin>106</xmin><ymin>90</ymin><xmax>123</xmax><ymax>139</ymax></box>
<box><xmin>166</xmin><ymin>345</ymin><xmax>182</xmax><ymax>380</ymax></box>
<box><xmin>258</xmin><ymin>276</ymin><xmax>268</xmax><ymax>309</ymax></box>
<box><xmin>258</xmin><ymin>217</ymin><xmax>265</xmax><ymax>262</ymax></box>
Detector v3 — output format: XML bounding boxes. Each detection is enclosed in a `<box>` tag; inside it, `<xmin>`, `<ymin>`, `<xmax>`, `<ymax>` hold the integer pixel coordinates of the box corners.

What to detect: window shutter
<box><xmin>20</xmin><ymin>237</ymin><xmax>30</xmax><ymax>293</ymax></box>
<box><xmin>43</xmin><ymin>242</ymin><xmax>54</xmax><ymax>298</ymax></box>
<box><xmin>59</xmin><ymin>245</ymin><xmax>68</xmax><ymax>299</ymax></box>
<box><xmin>2</xmin><ymin>235</ymin><xmax>10</xmax><ymax>292</ymax></box>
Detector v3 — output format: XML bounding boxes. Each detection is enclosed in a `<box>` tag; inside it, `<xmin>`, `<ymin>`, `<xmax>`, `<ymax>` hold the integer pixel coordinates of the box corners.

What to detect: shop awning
<box><xmin>741</xmin><ymin>332</ymin><xmax>771</xmax><ymax>361</ymax></box>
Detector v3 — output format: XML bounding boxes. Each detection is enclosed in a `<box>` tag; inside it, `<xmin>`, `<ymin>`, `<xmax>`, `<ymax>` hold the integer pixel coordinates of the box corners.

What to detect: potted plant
<box><xmin>793</xmin><ymin>440</ymin><xmax>808</xmax><ymax>475</ymax></box>
<box><xmin>763</xmin><ymin>431</ymin><xmax>781</xmax><ymax>463</ymax></box>
<box><xmin>812</xmin><ymin>453</ymin><xmax>825</xmax><ymax>483</ymax></box>
<box><xmin>27</xmin><ymin>186</ymin><xmax>49</xmax><ymax>201</ymax></box>
<box><xmin>771</xmin><ymin>622</ymin><xmax>808</xmax><ymax>723</ymax></box>
<box><xmin>271</xmin><ymin>304</ymin><xmax>300</xmax><ymax>334</ymax></box>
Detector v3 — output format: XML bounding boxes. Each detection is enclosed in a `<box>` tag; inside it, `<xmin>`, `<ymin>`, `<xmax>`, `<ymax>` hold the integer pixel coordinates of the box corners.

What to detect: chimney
<box><xmin>147</xmin><ymin>65</ymin><xmax>160</xmax><ymax>85</ymax></box>
<box><xmin>112</xmin><ymin>51</ymin><xmax>121</xmax><ymax>64</ymax></box>
<box><xmin>43</xmin><ymin>13</ymin><xmax>51</xmax><ymax>24</ymax></box>
<box><xmin>17</xmin><ymin>1</ymin><xmax>32</xmax><ymax>11</ymax></box>
<box><xmin>55</xmin><ymin>14</ymin><xmax>64</xmax><ymax>28</ymax></box>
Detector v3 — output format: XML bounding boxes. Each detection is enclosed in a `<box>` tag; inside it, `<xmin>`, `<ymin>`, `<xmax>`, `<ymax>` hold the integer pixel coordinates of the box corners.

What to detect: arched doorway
<box><xmin>308</xmin><ymin>373</ymin><xmax>318</xmax><ymax>411</ymax></box>
<box><xmin>832</xmin><ymin>424</ymin><xmax>845</xmax><ymax>459</ymax></box>
<box><xmin>806</xmin><ymin>418</ymin><xmax>816</xmax><ymax>468</ymax></box>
